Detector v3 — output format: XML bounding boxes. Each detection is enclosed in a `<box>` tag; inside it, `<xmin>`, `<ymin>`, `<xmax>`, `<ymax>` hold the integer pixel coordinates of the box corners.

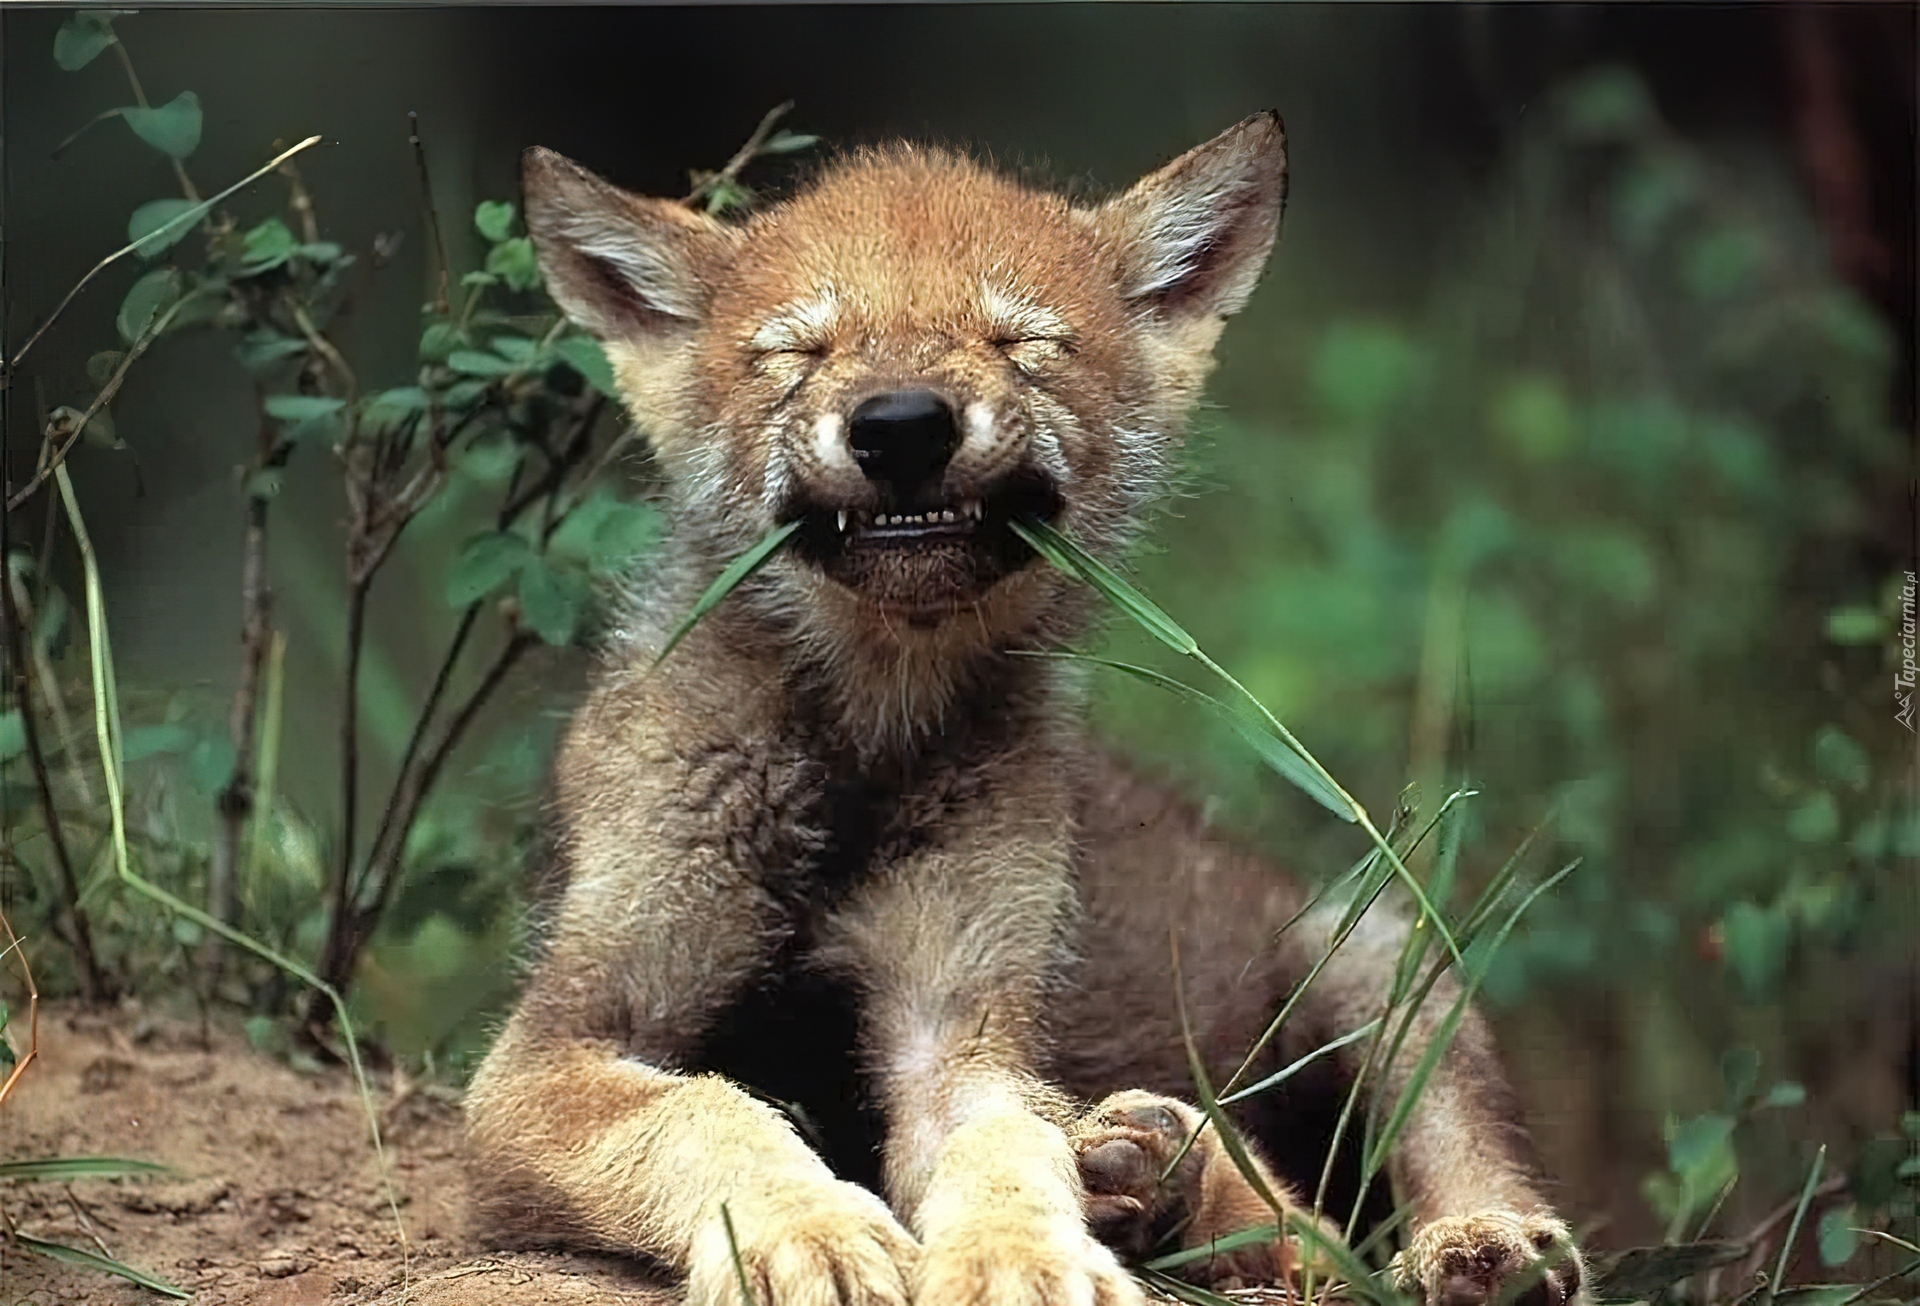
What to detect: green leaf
<box><xmin>654</xmin><ymin>521</ymin><xmax>801</xmax><ymax>667</ymax></box>
<box><xmin>460</xmin><ymin>270</ymin><xmax>499</xmax><ymax>289</ymax></box>
<box><xmin>1560</xmin><ymin>66</ymin><xmax>1656</xmax><ymax>141</ymax></box>
<box><xmin>455</xmin><ymin>430</ymin><xmax>520</xmax><ymax>485</ymax></box>
<box><xmin>361</xmin><ymin>386</ymin><xmax>430</xmax><ymax>422</ymax></box>
<box><xmin>1721</xmin><ymin>901</ymin><xmax>1790</xmax><ymax>998</ymax></box>
<box><xmin>189</xmin><ymin>735</ymin><xmax>236</xmax><ymax>796</ymax></box>
<box><xmin>1720</xmin><ymin>1047</ymin><xmax>1761</xmax><ymax>1113</ymax></box>
<box><xmin>446</xmin><ymin>532</ymin><xmax>534</xmax><ymax>607</ymax></box>
<box><xmin>1763</xmin><ymin>1081</ymin><xmax>1807</xmax><ymax>1110</ymax></box>
<box><xmin>1817</xmin><ymin>1205</ymin><xmax>1859</xmax><ymax>1266</ymax></box>
<box><xmin>518</xmin><ymin>558</ymin><xmax>585</xmax><ymax>646</ymax></box>
<box><xmin>246</xmin><ymin>469</ymin><xmax>284</xmax><ymax>501</ymax></box>
<box><xmin>127</xmin><ymin>198</ymin><xmax>199</xmax><ymax>261</ymax></box>
<box><xmin>86</xmin><ymin>351</ymin><xmax>125</xmax><ymax>384</ymax></box>
<box><xmin>484</xmin><ymin>237</ymin><xmax>542</xmax><ymax>292</ymax></box>
<box><xmin>1683</xmin><ymin>226</ymin><xmax>1766</xmax><ymax>301</ymax></box>
<box><xmin>490</xmin><ymin>334</ymin><xmax>540</xmax><ymax>364</ymax></box>
<box><xmin>555</xmin><ymin>334</ymin><xmax>618</xmax><ymax>397</ymax></box>
<box><xmin>15</xmin><ymin>1234</ymin><xmax>191</xmax><ymax>1299</ymax></box>
<box><xmin>1010</xmin><ymin>517</ymin><xmax>1195</xmax><ymax>655</ymax></box>
<box><xmin>474</xmin><ymin>200</ymin><xmax>517</xmax><ymax>243</ymax></box>
<box><xmin>589</xmin><ymin>500</ymin><xmax>662</xmax><ymax>572</ymax></box>
<box><xmin>1824</xmin><ymin>606</ymin><xmax>1887</xmax><ymax>645</ymax></box>
<box><xmin>0</xmin><ymin>709</ymin><xmax>24</xmax><ymax>763</ymax></box>
<box><xmin>243</xmin><ymin>1014</ymin><xmax>287</xmax><ymax>1054</ymax></box>
<box><xmin>1812</xmin><ymin>727</ymin><xmax>1870</xmax><ymax>791</ymax></box>
<box><xmin>420</xmin><ymin>322</ymin><xmax>466</xmax><ymax>362</ymax></box>
<box><xmin>54</xmin><ymin>12</ymin><xmax>121</xmax><ymax>71</ymax></box>
<box><xmin>236</xmin><ymin>330</ymin><xmax>307</xmax><ymax>371</ymax></box>
<box><xmin>297</xmin><ymin>241</ymin><xmax>343</xmax><ymax>264</ymax></box>
<box><xmin>116</xmin><ymin>267</ymin><xmax>181</xmax><ymax>344</ymax></box>
<box><xmin>239</xmin><ymin>217</ymin><xmax>297</xmax><ymax>273</ymax></box>
<box><xmin>0</xmin><ymin>1155</ymin><xmax>174</xmax><ymax>1182</ymax></box>
<box><xmin>761</xmin><ymin>130</ymin><xmax>820</xmax><ymax>155</ymax></box>
<box><xmin>1667</xmin><ymin>1113</ymin><xmax>1735</xmax><ymax>1178</ymax></box>
<box><xmin>122</xmin><ymin>722</ymin><xmax>192</xmax><ymax>762</ymax></box>
<box><xmin>1786</xmin><ymin>791</ymin><xmax>1840</xmax><ymax>844</ymax></box>
<box><xmin>263</xmin><ymin>394</ymin><xmax>345</xmax><ymax>422</ymax></box>
<box><xmin>122</xmin><ymin>91</ymin><xmax>202</xmax><ymax>159</ymax></box>
<box><xmin>447</xmin><ymin>349</ymin><xmax>516</xmax><ymax>376</ymax></box>
<box><xmin>1589</xmin><ymin>1242</ymin><xmax>1747</xmax><ymax>1303</ymax></box>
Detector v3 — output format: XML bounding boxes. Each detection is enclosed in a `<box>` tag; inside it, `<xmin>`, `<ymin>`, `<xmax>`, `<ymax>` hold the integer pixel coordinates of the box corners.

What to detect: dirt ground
<box><xmin>0</xmin><ymin>1002</ymin><xmax>1290</xmax><ymax>1306</ymax></box>
<box><xmin>0</xmin><ymin>1000</ymin><xmax>675</xmax><ymax>1306</ymax></box>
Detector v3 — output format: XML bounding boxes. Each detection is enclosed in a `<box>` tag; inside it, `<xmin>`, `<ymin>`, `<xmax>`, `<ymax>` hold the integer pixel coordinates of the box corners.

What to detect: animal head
<box><xmin>524</xmin><ymin>115</ymin><xmax>1284</xmax><ymax>727</ymax></box>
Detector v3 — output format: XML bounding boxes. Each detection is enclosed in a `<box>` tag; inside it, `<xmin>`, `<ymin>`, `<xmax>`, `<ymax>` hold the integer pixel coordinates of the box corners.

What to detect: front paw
<box><xmin>917</xmin><ymin>1215</ymin><xmax>1144</xmax><ymax>1306</ymax></box>
<box><xmin>1071</xmin><ymin>1089</ymin><xmax>1293</xmax><ymax>1289</ymax></box>
<box><xmin>1391</xmin><ymin>1210</ymin><xmax>1585</xmax><ymax>1306</ymax></box>
<box><xmin>688</xmin><ymin>1176</ymin><xmax>920</xmax><ymax>1306</ymax></box>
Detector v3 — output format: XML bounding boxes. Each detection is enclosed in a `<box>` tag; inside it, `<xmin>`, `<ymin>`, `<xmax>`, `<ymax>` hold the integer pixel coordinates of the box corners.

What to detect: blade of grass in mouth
<box><xmin>652</xmin><ymin>520</ymin><xmax>802</xmax><ymax>670</ymax></box>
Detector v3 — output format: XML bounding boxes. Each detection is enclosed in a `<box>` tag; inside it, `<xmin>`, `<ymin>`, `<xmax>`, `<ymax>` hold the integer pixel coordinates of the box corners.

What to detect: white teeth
<box><xmin>875</xmin><ymin>514</ymin><xmax>889</xmax><ymax>526</ymax></box>
<box><xmin>837</xmin><ymin>510</ymin><xmax>849</xmax><ymax>533</ymax></box>
<box><xmin>963</xmin><ymin>500</ymin><xmax>984</xmax><ymax>520</ymax></box>
<box><xmin>940</xmin><ymin>509</ymin><xmax>956</xmax><ymax>523</ymax></box>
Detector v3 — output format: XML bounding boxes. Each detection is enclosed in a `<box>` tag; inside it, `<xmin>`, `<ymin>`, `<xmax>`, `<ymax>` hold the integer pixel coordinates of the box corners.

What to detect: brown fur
<box><xmin>465</xmin><ymin>115</ymin><xmax>1582</xmax><ymax>1306</ymax></box>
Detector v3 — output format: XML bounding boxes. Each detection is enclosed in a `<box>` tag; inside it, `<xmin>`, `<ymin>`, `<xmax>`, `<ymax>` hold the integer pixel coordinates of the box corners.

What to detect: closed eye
<box><xmin>995</xmin><ymin>336</ymin><xmax>1074</xmax><ymax>373</ymax></box>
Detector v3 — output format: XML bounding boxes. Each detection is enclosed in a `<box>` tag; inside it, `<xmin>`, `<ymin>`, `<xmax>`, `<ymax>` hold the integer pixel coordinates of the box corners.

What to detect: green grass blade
<box><xmin>1143</xmin><ymin>1222</ymin><xmax>1283</xmax><ymax>1272</ymax></box>
<box><xmin>1010</xmin><ymin>517</ymin><xmax>1197</xmax><ymax>655</ymax></box>
<box><xmin>1287</xmin><ymin>1210</ymin><xmax>1400</xmax><ymax>1306</ymax></box>
<box><xmin>54</xmin><ymin>465</ymin><xmax>410</xmax><ymax>1270</ymax></box>
<box><xmin>1018</xmin><ymin>650</ymin><xmax>1350</xmax><ymax>818</ymax></box>
<box><xmin>1764</xmin><ymin>1145</ymin><xmax>1827</xmax><ymax>1306</ymax></box>
<box><xmin>1170</xmin><ymin>940</ymin><xmax>1288</xmax><ymax>1224</ymax></box>
<box><xmin>1134</xmin><ymin>1266</ymin><xmax>1243</xmax><ymax>1306</ymax></box>
<box><xmin>1013</xmin><ymin>517</ymin><xmax>1462</xmax><ymax>970</ymax></box>
<box><xmin>653</xmin><ymin>520</ymin><xmax>800</xmax><ymax>670</ymax></box>
<box><xmin>15</xmin><ymin>1234</ymin><xmax>191</xmax><ymax>1299</ymax></box>
<box><xmin>1361</xmin><ymin>859</ymin><xmax>1580</xmax><ymax>1182</ymax></box>
<box><xmin>720</xmin><ymin>1200</ymin><xmax>759</xmax><ymax>1306</ymax></box>
<box><xmin>0</xmin><ymin>1156</ymin><xmax>173</xmax><ymax>1182</ymax></box>
<box><xmin>1220</xmin><ymin>1019</ymin><xmax>1382</xmax><ymax>1106</ymax></box>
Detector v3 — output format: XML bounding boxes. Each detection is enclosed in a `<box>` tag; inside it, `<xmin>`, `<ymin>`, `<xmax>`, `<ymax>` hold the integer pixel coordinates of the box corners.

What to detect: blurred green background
<box><xmin>3</xmin><ymin>3</ymin><xmax>1914</xmax><ymax>1269</ymax></box>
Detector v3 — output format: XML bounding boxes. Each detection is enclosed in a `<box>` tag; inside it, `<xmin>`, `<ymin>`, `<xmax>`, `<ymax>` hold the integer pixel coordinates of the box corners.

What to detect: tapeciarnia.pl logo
<box><xmin>1896</xmin><ymin>570</ymin><xmax>1916</xmax><ymax>733</ymax></box>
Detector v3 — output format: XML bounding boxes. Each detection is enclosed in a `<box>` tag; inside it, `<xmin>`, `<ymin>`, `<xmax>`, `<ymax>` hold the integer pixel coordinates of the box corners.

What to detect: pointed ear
<box><xmin>1092</xmin><ymin>112</ymin><xmax>1287</xmax><ymax>319</ymax></box>
<box><xmin>521</xmin><ymin>147</ymin><xmax>734</xmax><ymax>341</ymax></box>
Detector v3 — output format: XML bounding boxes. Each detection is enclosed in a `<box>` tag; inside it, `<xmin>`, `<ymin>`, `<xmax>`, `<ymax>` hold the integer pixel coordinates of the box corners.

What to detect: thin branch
<box><xmin>360</xmin><ymin>631</ymin><xmax>536</xmax><ymax>932</ymax></box>
<box><xmin>409</xmin><ymin>112</ymin><xmax>451</xmax><ymax>319</ymax></box>
<box><xmin>6</xmin><ymin>135</ymin><xmax>318</xmax><ymax>376</ymax></box>
<box><xmin>201</xmin><ymin>407</ymin><xmax>278</xmax><ymax>983</ymax></box>
<box><xmin>685</xmin><ymin>100</ymin><xmax>793</xmax><ymax>207</ymax></box>
<box><xmin>1</xmin><ymin>557</ymin><xmax>106</xmax><ymax>1000</ymax></box>
<box><xmin>7</xmin><ymin>294</ymin><xmax>189</xmax><ymax>513</ymax></box>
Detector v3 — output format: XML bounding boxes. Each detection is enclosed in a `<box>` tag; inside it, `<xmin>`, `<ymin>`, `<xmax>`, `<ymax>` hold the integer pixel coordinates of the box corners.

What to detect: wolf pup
<box><xmin>465</xmin><ymin>114</ymin><xmax>1585</xmax><ymax>1306</ymax></box>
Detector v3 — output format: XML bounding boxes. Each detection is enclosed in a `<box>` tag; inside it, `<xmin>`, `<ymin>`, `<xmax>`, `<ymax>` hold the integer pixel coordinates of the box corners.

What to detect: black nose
<box><xmin>848</xmin><ymin>390</ymin><xmax>958</xmax><ymax>499</ymax></box>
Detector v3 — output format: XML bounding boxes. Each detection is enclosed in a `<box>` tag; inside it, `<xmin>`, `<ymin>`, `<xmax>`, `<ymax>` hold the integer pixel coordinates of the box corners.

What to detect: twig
<box><xmin>7</xmin><ymin>293</ymin><xmax>191</xmax><ymax>513</ymax></box>
<box><xmin>6</xmin><ymin>135</ymin><xmax>320</xmax><ymax>376</ymax></box>
<box><xmin>685</xmin><ymin>100</ymin><xmax>793</xmax><ymax>207</ymax></box>
<box><xmin>409</xmin><ymin>113</ymin><xmax>450</xmax><ymax>319</ymax></box>
<box><xmin>363</xmin><ymin>630</ymin><xmax>535</xmax><ymax>928</ymax></box>
<box><xmin>0</xmin><ymin>905</ymin><xmax>41</xmax><ymax>1107</ymax></box>
<box><xmin>1</xmin><ymin>560</ymin><xmax>106</xmax><ymax>999</ymax></box>
<box><xmin>202</xmin><ymin>406</ymin><xmax>279</xmax><ymax>983</ymax></box>
<box><xmin>62</xmin><ymin>1187</ymin><xmax>116</xmax><ymax>1260</ymax></box>
<box><xmin>9</xmin><ymin>569</ymin><xmax>93</xmax><ymax>811</ymax></box>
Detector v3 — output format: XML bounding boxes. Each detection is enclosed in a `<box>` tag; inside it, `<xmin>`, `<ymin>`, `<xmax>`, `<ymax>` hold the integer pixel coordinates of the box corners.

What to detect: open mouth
<box><xmin>789</xmin><ymin>470</ymin><xmax>1063</xmax><ymax>602</ymax></box>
